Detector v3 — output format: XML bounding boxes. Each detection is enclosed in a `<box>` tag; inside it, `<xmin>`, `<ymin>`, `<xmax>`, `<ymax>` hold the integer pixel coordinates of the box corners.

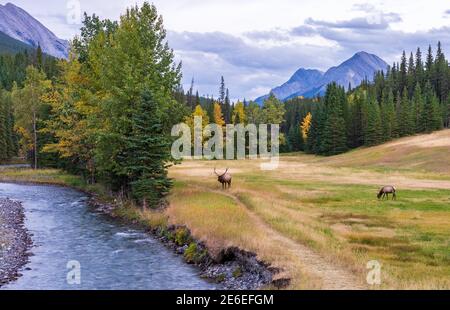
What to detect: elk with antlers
<box><xmin>214</xmin><ymin>168</ymin><xmax>232</xmax><ymax>189</ymax></box>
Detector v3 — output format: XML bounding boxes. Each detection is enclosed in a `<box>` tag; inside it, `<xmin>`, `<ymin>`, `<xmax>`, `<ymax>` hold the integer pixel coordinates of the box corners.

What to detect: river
<box><xmin>0</xmin><ymin>182</ymin><xmax>217</xmax><ymax>290</ymax></box>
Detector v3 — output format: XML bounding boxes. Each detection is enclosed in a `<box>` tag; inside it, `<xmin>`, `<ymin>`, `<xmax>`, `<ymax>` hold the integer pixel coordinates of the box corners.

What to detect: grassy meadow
<box><xmin>1</xmin><ymin>130</ymin><xmax>449</xmax><ymax>289</ymax></box>
<box><xmin>165</xmin><ymin>130</ymin><xmax>450</xmax><ymax>289</ymax></box>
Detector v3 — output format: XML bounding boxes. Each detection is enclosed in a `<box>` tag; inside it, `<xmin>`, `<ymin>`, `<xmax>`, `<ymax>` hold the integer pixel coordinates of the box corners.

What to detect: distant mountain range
<box><xmin>256</xmin><ymin>51</ymin><xmax>388</xmax><ymax>104</ymax></box>
<box><xmin>0</xmin><ymin>3</ymin><xmax>68</xmax><ymax>58</ymax></box>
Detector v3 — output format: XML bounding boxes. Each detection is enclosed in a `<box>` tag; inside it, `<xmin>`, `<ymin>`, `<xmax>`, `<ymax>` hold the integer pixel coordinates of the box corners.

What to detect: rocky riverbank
<box><xmin>0</xmin><ymin>198</ymin><xmax>32</xmax><ymax>287</ymax></box>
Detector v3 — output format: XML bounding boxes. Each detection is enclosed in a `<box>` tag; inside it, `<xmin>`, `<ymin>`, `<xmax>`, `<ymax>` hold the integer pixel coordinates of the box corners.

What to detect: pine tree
<box><xmin>187</xmin><ymin>78</ymin><xmax>195</xmax><ymax>109</ymax></box>
<box><xmin>399</xmin><ymin>51</ymin><xmax>408</xmax><ymax>92</ymax></box>
<box><xmin>386</xmin><ymin>90</ymin><xmax>398</xmax><ymax>138</ymax></box>
<box><xmin>224</xmin><ymin>88</ymin><xmax>231</xmax><ymax>123</ymax></box>
<box><xmin>347</xmin><ymin>90</ymin><xmax>367</xmax><ymax>148</ymax></box>
<box><xmin>426</xmin><ymin>45</ymin><xmax>435</xmax><ymax>87</ymax></box>
<box><xmin>219</xmin><ymin>76</ymin><xmax>226</xmax><ymax>104</ymax></box>
<box><xmin>407</xmin><ymin>52</ymin><xmax>415</xmax><ymax>96</ymax></box>
<box><xmin>365</xmin><ymin>100</ymin><xmax>382</xmax><ymax>146</ymax></box>
<box><xmin>36</xmin><ymin>44</ymin><xmax>43</xmax><ymax>69</ymax></box>
<box><xmin>380</xmin><ymin>93</ymin><xmax>391</xmax><ymax>141</ymax></box>
<box><xmin>399</xmin><ymin>87</ymin><xmax>413</xmax><ymax>136</ymax></box>
<box><xmin>423</xmin><ymin>81</ymin><xmax>442</xmax><ymax>132</ymax></box>
<box><xmin>306</xmin><ymin>105</ymin><xmax>324</xmax><ymax>154</ymax></box>
<box><xmin>435</xmin><ymin>41</ymin><xmax>449</xmax><ymax>103</ymax></box>
<box><xmin>412</xmin><ymin>84</ymin><xmax>425</xmax><ymax>133</ymax></box>
<box><xmin>320</xmin><ymin>83</ymin><xmax>348</xmax><ymax>155</ymax></box>
<box><xmin>126</xmin><ymin>90</ymin><xmax>172</xmax><ymax>208</ymax></box>
<box><xmin>415</xmin><ymin>47</ymin><xmax>424</xmax><ymax>88</ymax></box>
<box><xmin>287</xmin><ymin>124</ymin><xmax>302</xmax><ymax>152</ymax></box>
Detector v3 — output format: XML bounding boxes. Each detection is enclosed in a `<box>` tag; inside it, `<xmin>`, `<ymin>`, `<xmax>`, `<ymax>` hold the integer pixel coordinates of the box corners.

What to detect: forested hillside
<box><xmin>0</xmin><ymin>31</ymin><xmax>32</xmax><ymax>55</ymax></box>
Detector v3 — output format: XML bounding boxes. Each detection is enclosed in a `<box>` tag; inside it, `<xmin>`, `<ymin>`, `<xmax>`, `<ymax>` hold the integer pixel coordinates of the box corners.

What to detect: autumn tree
<box><xmin>12</xmin><ymin>66</ymin><xmax>51</xmax><ymax>168</ymax></box>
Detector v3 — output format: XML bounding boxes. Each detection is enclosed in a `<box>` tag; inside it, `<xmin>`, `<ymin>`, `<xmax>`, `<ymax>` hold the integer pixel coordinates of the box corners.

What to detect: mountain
<box><xmin>0</xmin><ymin>30</ymin><xmax>33</xmax><ymax>54</ymax></box>
<box><xmin>256</xmin><ymin>51</ymin><xmax>388</xmax><ymax>103</ymax></box>
<box><xmin>0</xmin><ymin>3</ymin><xmax>68</xmax><ymax>58</ymax></box>
<box><xmin>256</xmin><ymin>68</ymin><xmax>323</xmax><ymax>104</ymax></box>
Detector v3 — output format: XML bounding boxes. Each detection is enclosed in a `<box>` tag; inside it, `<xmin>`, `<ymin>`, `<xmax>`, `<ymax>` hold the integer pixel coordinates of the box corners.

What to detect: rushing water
<box><xmin>0</xmin><ymin>182</ymin><xmax>217</xmax><ymax>290</ymax></box>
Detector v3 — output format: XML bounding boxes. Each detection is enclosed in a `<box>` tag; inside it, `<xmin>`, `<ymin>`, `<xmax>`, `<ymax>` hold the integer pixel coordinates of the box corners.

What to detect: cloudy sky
<box><xmin>2</xmin><ymin>0</ymin><xmax>450</xmax><ymax>100</ymax></box>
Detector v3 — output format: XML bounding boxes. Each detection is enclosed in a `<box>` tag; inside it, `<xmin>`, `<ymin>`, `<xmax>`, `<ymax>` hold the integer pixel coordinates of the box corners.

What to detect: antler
<box><xmin>214</xmin><ymin>168</ymin><xmax>229</xmax><ymax>177</ymax></box>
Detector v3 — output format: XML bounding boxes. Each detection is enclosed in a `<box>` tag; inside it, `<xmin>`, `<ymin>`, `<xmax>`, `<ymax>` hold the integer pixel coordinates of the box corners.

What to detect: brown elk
<box><xmin>214</xmin><ymin>168</ymin><xmax>232</xmax><ymax>189</ymax></box>
<box><xmin>377</xmin><ymin>186</ymin><xmax>397</xmax><ymax>200</ymax></box>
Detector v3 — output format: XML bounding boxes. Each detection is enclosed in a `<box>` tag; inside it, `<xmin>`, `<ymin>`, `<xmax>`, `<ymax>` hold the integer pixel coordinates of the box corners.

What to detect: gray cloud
<box><xmin>243</xmin><ymin>29</ymin><xmax>290</xmax><ymax>42</ymax></box>
<box><xmin>305</xmin><ymin>12</ymin><xmax>402</xmax><ymax>30</ymax></box>
<box><xmin>170</xmin><ymin>10</ymin><xmax>450</xmax><ymax>100</ymax></box>
<box><xmin>168</xmin><ymin>30</ymin><xmax>342</xmax><ymax>100</ymax></box>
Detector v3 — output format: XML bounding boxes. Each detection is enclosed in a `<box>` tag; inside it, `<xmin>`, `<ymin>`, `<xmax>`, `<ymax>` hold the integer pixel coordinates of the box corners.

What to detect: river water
<box><xmin>0</xmin><ymin>182</ymin><xmax>217</xmax><ymax>290</ymax></box>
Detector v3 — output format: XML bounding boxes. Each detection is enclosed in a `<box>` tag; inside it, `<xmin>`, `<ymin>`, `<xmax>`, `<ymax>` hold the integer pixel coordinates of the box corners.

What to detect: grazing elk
<box><xmin>377</xmin><ymin>186</ymin><xmax>397</xmax><ymax>200</ymax></box>
<box><xmin>214</xmin><ymin>168</ymin><xmax>232</xmax><ymax>189</ymax></box>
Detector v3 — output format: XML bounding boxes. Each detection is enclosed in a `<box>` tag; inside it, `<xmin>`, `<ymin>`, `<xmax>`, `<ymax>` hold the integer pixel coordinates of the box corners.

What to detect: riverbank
<box><xmin>0</xmin><ymin>198</ymin><xmax>32</xmax><ymax>287</ymax></box>
<box><xmin>0</xmin><ymin>169</ymin><xmax>280</xmax><ymax>290</ymax></box>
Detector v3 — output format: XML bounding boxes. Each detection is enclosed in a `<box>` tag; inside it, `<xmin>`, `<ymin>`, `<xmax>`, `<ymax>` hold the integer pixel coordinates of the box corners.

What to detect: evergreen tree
<box><xmin>319</xmin><ymin>83</ymin><xmax>348</xmax><ymax>155</ymax></box>
<box><xmin>306</xmin><ymin>104</ymin><xmax>324</xmax><ymax>154</ymax></box>
<box><xmin>286</xmin><ymin>124</ymin><xmax>302</xmax><ymax>152</ymax></box>
<box><xmin>415</xmin><ymin>47</ymin><xmax>424</xmax><ymax>88</ymax></box>
<box><xmin>399</xmin><ymin>87</ymin><xmax>413</xmax><ymax>136</ymax></box>
<box><xmin>423</xmin><ymin>82</ymin><xmax>442</xmax><ymax>132</ymax></box>
<box><xmin>219</xmin><ymin>76</ymin><xmax>226</xmax><ymax>104</ymax></box>
<box><xmin>126</xmin><ymin>90</ymin><xmax>172</xmax><ymax>208</ymax></box>
<box><xmin>399</xmin><ymin>51</ymin><xmax>407</xmax><ymax>92</ymax></box>
<box><xmin>365</xmin><ymin>100</ymin><xmax>382</xmax><ymax>146</ymax></box>
<box><xmin>36</xmin><ymin>44</ymin><xmax>43</xmax><ymax>69</ymax></box>
<box><xmin>412</xmin><ymin>84</ymin><xmax>424</xmax><ymax>133</ymax></box>
<box><xmin>223</xmin><ymin>88</ymin><xmax>231</xmax><ymax>123</ymax></box>
<box><xmin>426</xmin><ymin>45</ymin><xmax>435</xmax><ymax>87</ymax></box>
<box><xmin>407</xmin><ymin>52</ymin><xmax>415</xmax><ymax>96</ymax></box>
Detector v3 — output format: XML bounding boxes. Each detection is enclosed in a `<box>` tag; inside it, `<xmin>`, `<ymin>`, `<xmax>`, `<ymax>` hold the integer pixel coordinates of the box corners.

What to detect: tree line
<box><xmin>284</xmin><ymin>42</ymin><xmax>450</xmax><ymax>156</ymax></box>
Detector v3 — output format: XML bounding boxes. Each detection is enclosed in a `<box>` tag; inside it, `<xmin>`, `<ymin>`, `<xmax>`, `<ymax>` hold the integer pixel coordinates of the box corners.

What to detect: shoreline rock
<box><xmin>0</xmin><ymin>198</ymin><xmax>32</xmax><ymax>287</ymax></box>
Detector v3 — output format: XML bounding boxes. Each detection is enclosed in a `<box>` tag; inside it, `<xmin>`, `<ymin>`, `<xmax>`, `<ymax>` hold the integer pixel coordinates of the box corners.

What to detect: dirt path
<box><xmin>192</xmin><ymin>185</ymin><xmax>366</xmax><ymax>290</ymax></box>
